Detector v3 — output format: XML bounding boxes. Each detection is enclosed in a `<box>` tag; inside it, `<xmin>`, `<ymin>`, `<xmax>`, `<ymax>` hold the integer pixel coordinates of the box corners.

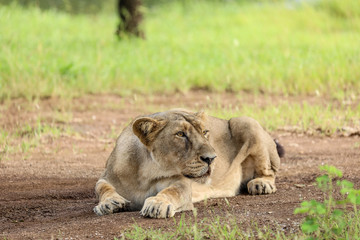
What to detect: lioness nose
<box><xmin>200</xmin><ymin>154</ymin><xmax>217</xmax><ymax>165</ymax></box>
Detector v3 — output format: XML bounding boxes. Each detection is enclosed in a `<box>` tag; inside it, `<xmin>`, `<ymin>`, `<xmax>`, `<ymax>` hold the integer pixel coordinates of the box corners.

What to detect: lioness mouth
<box><xmin>184</xmin><ymin>167</ymin><xmax>211</xmax><ymax>179</ymax></box>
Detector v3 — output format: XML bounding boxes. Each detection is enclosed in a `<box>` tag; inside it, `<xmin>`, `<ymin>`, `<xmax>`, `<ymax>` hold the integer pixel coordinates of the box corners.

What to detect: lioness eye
<box><xmin>203</xmin><ymin>130</ymin><xmax>209</xmax><ymax>136</ymax></box>
<box><xmin>176</xmin><ymin>131</ymin><xmax>186</xmax><ymax>137</ymax></box>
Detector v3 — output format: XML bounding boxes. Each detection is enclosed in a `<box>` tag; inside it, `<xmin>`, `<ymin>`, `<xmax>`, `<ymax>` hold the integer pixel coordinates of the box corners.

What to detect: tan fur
<box><xmin>94</xmin><ymin>110</ymin><xmax>280</xmax><ymax>218</ymax></box>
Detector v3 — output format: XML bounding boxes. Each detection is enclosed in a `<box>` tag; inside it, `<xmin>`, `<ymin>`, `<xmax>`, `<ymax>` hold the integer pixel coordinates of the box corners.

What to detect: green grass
<box><xmin>0</xmin><ymin>119</ymin><xmax>74</xmax><ymax>160</ymax></box>
<box><xmin>209</xmin><ymin>101</ymin><xmax>360</xmax><ymax>135</ymax></box>
<box><xmin>16</xmin><ymin>121</ymin><xmax>64</xmax><ymax>156</ymax></box>
<box><xmin>119</xmin><ymin>215</ymin><xmax>291</xmax><ymax>240</ymax></box>
<box><xmin>1</xmin><ymin>1</ymin><xmax>360</xmax><ymax>99</ymax></box>
<box><xmin>141</xmin><ymin>97</ymin><xmax>359</xmax><ymax>135</ymax></box>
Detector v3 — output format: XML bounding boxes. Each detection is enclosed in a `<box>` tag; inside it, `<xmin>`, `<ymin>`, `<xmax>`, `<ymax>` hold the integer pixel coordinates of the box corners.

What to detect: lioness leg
<box><xmin>93</xmin><ymin>179</ymin><xmax>130</xmax><ymax>216</ymax></box>
<box><xmin>141</xmin><ymin>178</ymin><xmax>193</xmax><ymax>218</ymax></box>
<box><xmin>245</xmin><ymin>157</ymin><xmax>275</xmax><ymax>195</ymax></box>
<box><xmin>192</xmin><ymin>160</ymin><xmax>243</xmax><ymax>202</ymax></box>
<box><xmin>229</xmin><ymin>117</ymin><xmax>280</xmax><ymax>195</ymax></box>
<box><xmin>247</xmin><ymin>133</ymin><xmax>281</xmax><ymax>194</ymax></box>
<box><xmin>196</xmin><ymin>144</ymin><xmax>278</xmax><ymax>197</ymax></box>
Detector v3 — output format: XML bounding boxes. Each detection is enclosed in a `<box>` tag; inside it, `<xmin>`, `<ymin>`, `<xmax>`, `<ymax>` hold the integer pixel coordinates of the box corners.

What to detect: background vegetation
<box><xmin>1</xmin><ymin>0</ymin><xmax>360</xmax><ymax>100</ymax></box>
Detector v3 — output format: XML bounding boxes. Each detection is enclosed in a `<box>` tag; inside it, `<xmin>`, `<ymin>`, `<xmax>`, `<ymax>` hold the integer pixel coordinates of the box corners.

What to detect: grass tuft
<box><xmin>120</xmin><ymin>214</ymin><xmax>291</xmax><ymax>240</ymax></box>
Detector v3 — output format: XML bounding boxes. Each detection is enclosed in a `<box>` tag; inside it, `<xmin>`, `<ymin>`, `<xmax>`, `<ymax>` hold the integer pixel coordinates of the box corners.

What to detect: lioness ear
<box><xmin>132</xmin><ymin>117</ymin><xmax>167</xmax><ymax>146</ymax></box>
<box><xmin>195</xmin><ymin>110</ymin><xmax>207</xmax><ymax>122</ymax></box>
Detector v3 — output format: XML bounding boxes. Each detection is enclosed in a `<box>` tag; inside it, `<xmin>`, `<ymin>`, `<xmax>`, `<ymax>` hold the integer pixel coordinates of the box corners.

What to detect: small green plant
<box><xmin>295</xmin><ymin>165</ymin><xmax>360</xmax><ymax>239</ymax></box>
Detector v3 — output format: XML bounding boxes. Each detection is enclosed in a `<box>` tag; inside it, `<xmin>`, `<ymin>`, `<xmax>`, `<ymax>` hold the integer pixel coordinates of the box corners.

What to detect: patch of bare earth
<box><xmin>1</xmin><ymin>92</ymin><xmax>359</xmax><ymax>239</ymax></box>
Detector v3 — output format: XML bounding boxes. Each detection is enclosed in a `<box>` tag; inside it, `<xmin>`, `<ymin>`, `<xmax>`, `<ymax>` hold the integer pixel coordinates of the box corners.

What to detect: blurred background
<box><xmin>0</xmin><ymin>0</ymin><xmax>163</xmax><ymax>14</ymax></box>
<box><xmin>0</xmin><ymin>0</ymin><xmax>359</xmax><ymax>100</ymax></box>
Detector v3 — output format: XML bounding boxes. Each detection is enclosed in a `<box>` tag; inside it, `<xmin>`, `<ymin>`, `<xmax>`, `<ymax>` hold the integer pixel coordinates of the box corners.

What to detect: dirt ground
<box><xmin>1</xmin><ymin>92</ymin><xmax>359</xmax><ymax>239</ymax></box>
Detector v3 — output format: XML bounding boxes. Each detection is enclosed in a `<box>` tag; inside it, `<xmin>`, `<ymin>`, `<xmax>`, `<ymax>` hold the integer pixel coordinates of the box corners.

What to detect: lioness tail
<box><xmin>274</xmin><ymin>139</ymin><xmax>285</xmax><ymax>158</ymax></box>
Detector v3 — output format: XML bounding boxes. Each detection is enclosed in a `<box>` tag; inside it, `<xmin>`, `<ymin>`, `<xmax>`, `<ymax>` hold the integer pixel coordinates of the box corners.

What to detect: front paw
<box><xmin>247</xmin><ymin>178</ymin><xmax>276</xmax><ymax>195</ymax></box>
<box><xmin>94</xmin><ymin>195</ymin><xmax>130</xmax><ymax>216</ymax></box>
<box><xmin>140</xmin><ymin>196</ymin><xmax>175</xmax><ymax>218</ymax></box>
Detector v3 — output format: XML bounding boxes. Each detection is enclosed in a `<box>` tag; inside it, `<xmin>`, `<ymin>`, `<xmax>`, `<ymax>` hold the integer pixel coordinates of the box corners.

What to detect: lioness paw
<box><xmin>247</xmin><ymin>178</ymin><xmax>276</xmax><ymax>195</ymax></box>
<box><xmin>140</xmin><ymin>196</ymin><xmax>175</xmax><ymax>218</ymax></box>
<box><xmin>94</xmin><ymin>195</ymin><xmax>129</xmax><ymax>216</ymax></box>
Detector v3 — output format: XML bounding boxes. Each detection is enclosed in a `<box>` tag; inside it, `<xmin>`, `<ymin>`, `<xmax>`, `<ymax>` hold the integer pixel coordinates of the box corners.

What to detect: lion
<box><xmin>94</xmin><ymin>109</ymin><xmax>283</xmax><ymax>218</ymax></box>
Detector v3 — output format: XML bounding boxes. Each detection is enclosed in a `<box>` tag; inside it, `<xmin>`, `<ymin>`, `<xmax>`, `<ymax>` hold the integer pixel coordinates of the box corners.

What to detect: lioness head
<box><xmin>132</xmin><ymin>110</ymin><xmax>216</xmax><ymax>181</ymax></box>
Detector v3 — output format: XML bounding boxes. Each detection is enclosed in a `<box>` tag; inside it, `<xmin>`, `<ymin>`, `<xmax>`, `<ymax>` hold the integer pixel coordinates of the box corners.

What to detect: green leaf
<box><xmin>319</xmin><ymin>165</ymin><xmax>343</xmax><ymax>178</ymax></box>
<box><xmin>315</xmin><ymin>204</ymin><xmax>326</xmax><ymax>215</ymax></box>
<box><xmin>331</xmin><ymin>209</ymin><xmax>344</xmax><ymax>217</ymax></box>
<box><xmin>316</xmin><ymin>175</ymin><xmax>329</xmax><ymax>183</ymax></box>
<box><xmin>294</xmin><ymin>207</ymin><xmax>309</xmax><ymax>214</ymax></box>
<box><xmin>347</xmin><ymin>192</ymin><xmax>357</xmax><ymax>204</ymax></box>
<box><xmin>316</xmin><ymin>175</ymin><xmax>329</xmax><ymax>189</ymax></box>
<box><xmin>338</xmin><ymin>180</ymin><xmax>354</xmax><ymax>189</ymax></box>
<box><xmin>300</xmin><ymin>201</ymin><xmax>312</xmax><ymax>208</ymax></box>
<box><xmin>301</xmin><ymin>218</ymin><xmax>319</xmax><ymax>233</ymax></box>
<box><xmin>340</xmin><ymin>187</ymin><xmax>352</xmax><ymax>195</ymax></box>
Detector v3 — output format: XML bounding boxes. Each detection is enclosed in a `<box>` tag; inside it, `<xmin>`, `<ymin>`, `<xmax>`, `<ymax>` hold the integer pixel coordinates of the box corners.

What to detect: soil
<box><xmin>1</xmin><ymin>91</ymin><xmax>359</xmax><ymax>239</ymax></box>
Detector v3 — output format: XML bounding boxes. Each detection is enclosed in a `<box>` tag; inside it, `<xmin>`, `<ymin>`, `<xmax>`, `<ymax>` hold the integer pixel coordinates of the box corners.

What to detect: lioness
<box><xmin>94</xmin><ymin>109</ymin><xmax>282</xmax><ymax>218</ymax></box>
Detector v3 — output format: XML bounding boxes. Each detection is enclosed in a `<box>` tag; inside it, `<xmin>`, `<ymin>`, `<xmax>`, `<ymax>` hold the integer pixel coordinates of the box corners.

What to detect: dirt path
<box><xmin>1</xmin><ymin>92</ymin><xmax>359</xmax><ymax>239</ymax></box>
